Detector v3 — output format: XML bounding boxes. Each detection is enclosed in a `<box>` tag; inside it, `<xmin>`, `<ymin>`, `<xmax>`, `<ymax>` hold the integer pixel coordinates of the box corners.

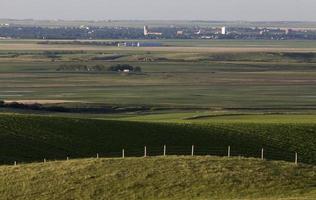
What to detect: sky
<box><xmin>1</xmin><ymin>0</ymin><xmax>316</xmax><ymax>21</ymax></box>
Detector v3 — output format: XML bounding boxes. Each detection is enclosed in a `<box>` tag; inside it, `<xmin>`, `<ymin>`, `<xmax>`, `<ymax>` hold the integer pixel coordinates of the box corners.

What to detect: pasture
<box><xmin>0</xmin><ymin>39</ymin><xmax>315</xmax><ymax>199</ymax></box>
<box><xmin>0</xmin><ymin>39</ymin><xmax>316</xmax><ymax>113</ymax></box>
<box><xmin>0</xmin><ymin>113</ymin><xmax>315</xmax><ymax>164</ymax></box>
<box><xmin>0</xmin><ymin>156</ymin><xmax>315</xmax><ymax>200</ymax></box>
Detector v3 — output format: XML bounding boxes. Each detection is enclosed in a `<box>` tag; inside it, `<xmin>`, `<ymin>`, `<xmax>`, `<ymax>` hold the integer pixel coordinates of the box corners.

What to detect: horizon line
<box><xmin>1</xmin><ymin>18</ymin><xmax>316</xmax><ymax>23</ymax></box>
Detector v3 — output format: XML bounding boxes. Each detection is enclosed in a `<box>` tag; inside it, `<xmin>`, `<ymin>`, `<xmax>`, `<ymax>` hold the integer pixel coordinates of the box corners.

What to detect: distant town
<box><xmin>1</xmin><ymin>21</ymin><xmax>316</xmax><ymax>40</ymax></box>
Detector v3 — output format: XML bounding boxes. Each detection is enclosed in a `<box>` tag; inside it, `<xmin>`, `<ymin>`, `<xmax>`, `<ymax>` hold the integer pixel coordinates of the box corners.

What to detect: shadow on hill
<box><xmin>0</xmin><ymin>114</ymin><xmax>315</xmax><ymax>165</ymax></box>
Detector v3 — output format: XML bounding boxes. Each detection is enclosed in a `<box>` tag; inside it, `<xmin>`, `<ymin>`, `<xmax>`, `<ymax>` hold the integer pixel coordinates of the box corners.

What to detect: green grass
<box><xmin>0</xmin><ymin>40</ymin><xmax>316</xmax><ymax>111</ymax></box>
<box><xmin>120</xmin><ymin>112</ymin><xmax>316</xmax><ymax>123</ymax></box>
<box><xmin>0</xmin><ymin>113</ymin><xmax>315</xmax><ymax>165</ymax></box>
<box><xmin>0</xmin><ymin>156</ymin><xmax>315</xmax><ymax>200</ymax></box>
<box><xmin>0</xmin><ymin>40</ymin><xmax>316</xmax><ymax>199</ymax></box>
<box><xmin>0</xmin><ymin>60</ymin><xmax>315</xmax><ymax>110</ymax></box>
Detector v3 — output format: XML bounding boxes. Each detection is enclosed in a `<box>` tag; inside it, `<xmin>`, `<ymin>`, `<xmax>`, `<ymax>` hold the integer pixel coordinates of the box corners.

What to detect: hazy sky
<box><xmin>1</xmin><ymin>0</ymin><xmax>316</xmax><ymax>21</ymax></box>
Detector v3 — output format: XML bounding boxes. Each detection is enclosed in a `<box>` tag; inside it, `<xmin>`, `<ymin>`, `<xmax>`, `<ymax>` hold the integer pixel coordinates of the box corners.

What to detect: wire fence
<box><xmin>10</xmin><ymin>145</ymin><xmax>300</xmax><ymax>166</ymax></box>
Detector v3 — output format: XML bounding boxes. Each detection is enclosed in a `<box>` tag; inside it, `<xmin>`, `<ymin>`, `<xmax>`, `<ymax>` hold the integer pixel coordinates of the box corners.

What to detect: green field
<box><xmin>0</xmin><ymin>156</ymin><xmax>315</xmax><ymax>200</ymax></box>
<box><xmin>0</xmin><ymin>40</ymin><xmax>315</xmax><ymax>161</ymax></box>
<box><xmin>0</xmin><ymin>40</ymin><xmax>315</xmax><ymax>163</ymax></box>
<box><xmin>0</xmin><ymin>39</ymin><xmax>316</xmax><ymax>199</ymax></box>
<box><xmin>0</xmin><ymin>113</ymin><xmax>315</xmax><ymax>165</ymax></box>
<box><xmin>0</xmin><ymin>40</ymin><xmax>316</xmax><ymax>112</ymax></box>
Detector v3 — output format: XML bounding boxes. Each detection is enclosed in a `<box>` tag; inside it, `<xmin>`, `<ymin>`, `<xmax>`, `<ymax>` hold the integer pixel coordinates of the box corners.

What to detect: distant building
<box><xmin>118</xmin><ymin>41</ymin><xmax>161</xmax><ymax>47</ymax></box>
<box><xmin>137</xmin><ymin>42</ymin><xmax>161</xmax><ymax>47</ymax></box>
<box><xmin>79</xmin><ymin>25</ymin><xmax>90</xmax><ymax>30</ymax></box>
<box><xmin>283</xmin><ymin>28</ymin><xmax>292</xmax><ymax>35</ymax></box>
<box><xmin>221</xmin><ymin>27</ymin><xmax>226</xmax><ymax>35</ymax></box>
<box><xmin>177</xmin><ymin>31</ymin><xmax>184</xmax><ymax>35</ymax></box>
<box><xmin>144</xmin><ymin>26</ymin><xmax>149</xmax><ymax>36</ymax></box>
<box><xmin>0</xmin><ymin>37</ymin><xmax>12</xmax><ymax>40</ymax></box>
<box><xmin>144</xmin><ymin>25</ymin><xmax>162</xmax><ymax>36</ymax></box>
<box><xmin>118</xmin><ymin>42</ymin><xmax>138</xmax><ymax>47</ymax></box>
<box><xmin>195</xmin><ymin>30</ymin><xmax>202</xmax><ymax>35</ymax></box>
<box><xmin>0</xmin><ymin>23</ymin><xmax>10</xmax><ymax>27</ymax></box>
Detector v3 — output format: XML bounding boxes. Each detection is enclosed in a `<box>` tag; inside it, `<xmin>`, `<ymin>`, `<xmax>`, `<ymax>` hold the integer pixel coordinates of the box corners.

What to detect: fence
<box><xmin>11</xmin><ymin>145</ymin><xmax>300</xmax><ymax>166</ymax></box>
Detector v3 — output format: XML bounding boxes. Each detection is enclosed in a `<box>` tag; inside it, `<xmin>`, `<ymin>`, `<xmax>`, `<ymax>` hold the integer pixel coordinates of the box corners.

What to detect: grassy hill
<box><xmin>0</xmin><ymin>156</ymin><xmax>315</xmax><ymax>200</ymax></box>
<box><xmin>0</xmin><ymin>113</ymin><xmax>315</xmax><ymax>164</ymax></box>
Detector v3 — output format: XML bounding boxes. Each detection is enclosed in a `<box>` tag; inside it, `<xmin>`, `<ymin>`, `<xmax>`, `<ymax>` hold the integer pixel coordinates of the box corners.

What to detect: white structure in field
<box><xmin>221</xmin><ymin>26</ymin><xmax>226</xmax><ymax>35</ymax></box>
<box><xmin>123</xmin><ymin>69</ymin><xmax>130</xmax><ymax>73</ymax></box>
<box><xmin>144</xmin><ymin>25</ymin><xmax>162</xmax><ymax>36</ymax></box>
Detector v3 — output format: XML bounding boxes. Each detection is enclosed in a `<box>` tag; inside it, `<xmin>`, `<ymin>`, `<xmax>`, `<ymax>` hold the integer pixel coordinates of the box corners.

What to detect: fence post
<box><xmin>122</xmin><ymin>149</ymin><xmax>125</xmax><ymax>158</ymax></box>
<box><xmin>295</xmin><ymin>152</ymin><xmax>298</xmax><ymax>165</ymax></box>
<box><xmin>14</xmin><ymin>161</ymin><xmax>17</xmax><ymax>166</ymax></box>
<box><xmin>96</xmin><ymin>153</ymin><xmax>99</xmax><ymax>159</ymax></box>
<box><xmin>191</xmin><ymin>145</ymin><xmax>194</xmax><ymax>156</ymax></box>
<box><xmin>144</xmin><ymin>146</ymin><xmax>147</xmax><ymax>157</ymax></box>
<box><xmin>261</xmin><ymin>148</ymin><xmax>264</xmax><ymax>160</ymax></box>
<box><xmin>44</xmin><ymin>158</ymin><xmax>46</xmax><ymax>163</ymax></box>
<box><xmin>228</xmin><ymin>146</ymin><xmax>231</xmax><ymax>157</ymax></box>
<box><xmin>163</xmin><ymin>145</ymin><xmax>166</xmax><ymax>156</ymax></box>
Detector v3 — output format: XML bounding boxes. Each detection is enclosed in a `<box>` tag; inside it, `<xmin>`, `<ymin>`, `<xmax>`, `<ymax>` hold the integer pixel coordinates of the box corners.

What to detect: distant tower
<box><xmin>221</xmin><ymin>27</ymin><xmax>226</xmax><ymax>35</ymax></box>
<box><xmin>144</xmin><ymin>26</ymin><xmax>149</xmax><ymax>36</ymax></box>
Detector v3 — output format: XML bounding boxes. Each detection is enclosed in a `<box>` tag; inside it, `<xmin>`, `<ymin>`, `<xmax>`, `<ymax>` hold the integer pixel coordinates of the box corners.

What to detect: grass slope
<box><xmin>0</xmin><ymin>156</ymin><xmax>315</xmax><ymax>200</ymax></box>
<box><xmin>0</xmin><ymin>114</ymin><xmax>315</xmax><ymax>164</ymax></box>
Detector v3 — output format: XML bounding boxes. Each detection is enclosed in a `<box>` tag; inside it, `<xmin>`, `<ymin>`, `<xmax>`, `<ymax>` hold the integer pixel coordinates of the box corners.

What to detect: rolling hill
<box><xmin>0</xmin><ymin>156</ymin><xmax>315</xmax><ymax>200</ymax></box>
<box><xmin>0</xmin><ymin>113</ymin><xmax>315</xmax><ymax>165</ymax></box>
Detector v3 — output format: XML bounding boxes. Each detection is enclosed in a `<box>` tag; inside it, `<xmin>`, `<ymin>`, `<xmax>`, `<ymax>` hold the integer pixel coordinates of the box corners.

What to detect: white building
<box><xmin>177</xmin><ymin>31</ymin><xmax>184</xmax><ymax>35</ymax></box>
<box><xmin>221</xmin><ymin>27</ymin><xmax>226</xmax><ymax>35</ymax></box>
<box><xmin>144</xmin><ymin>26</ymin><xmax>149</xmax><ymax>36</ymax></box>
<box><xmin>143</xmin><ymin>25</ymin><xmax>162</xmax><ymax>36</ymax></box>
